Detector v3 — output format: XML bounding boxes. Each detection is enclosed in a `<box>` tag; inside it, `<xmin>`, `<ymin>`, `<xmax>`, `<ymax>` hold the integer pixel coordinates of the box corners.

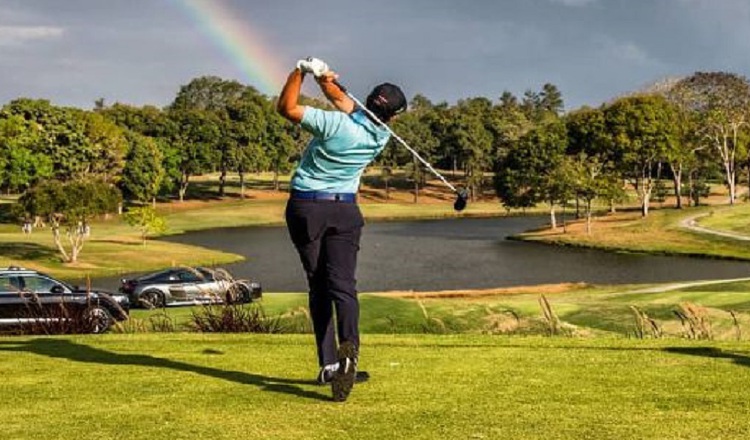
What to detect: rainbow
<box><xmin>172</xmin><ymin>0</ymin><xmax>286</xmax><ymax>95</ymax></box>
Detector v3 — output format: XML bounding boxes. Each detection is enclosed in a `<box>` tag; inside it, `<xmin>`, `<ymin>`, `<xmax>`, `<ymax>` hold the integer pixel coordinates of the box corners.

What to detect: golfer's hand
<box><xmin>296</xmin><ymin>57</ymin><xmax>329</xmax><ymax>78</ymax></box>
<box><xmin>316</xmin><ymin>71</ymin><xmax>339</xmax><ymax>84</ymax></box>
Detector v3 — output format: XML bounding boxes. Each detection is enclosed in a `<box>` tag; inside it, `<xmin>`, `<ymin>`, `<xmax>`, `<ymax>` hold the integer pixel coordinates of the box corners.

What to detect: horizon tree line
<box><xmin>1</xmin><ymin>70</ymin><xmax>749</xmax><ymax>261</ymax></box>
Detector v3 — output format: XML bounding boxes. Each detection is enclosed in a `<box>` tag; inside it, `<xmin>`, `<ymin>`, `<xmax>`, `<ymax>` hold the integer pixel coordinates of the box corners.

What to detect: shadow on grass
<box><xmin>0</xmin><ymin>338</ymin><xmax>329</xmax><ymax>402</ymax></box>
<box><xmin>663</xmin><ymin>346</ymin><xmax>750</xmax><ymax>368</ymax></box>
<box><xmin>0</xmin><ymin>242</ymin><xmax>57</xmax><ymax>260</ymax></box>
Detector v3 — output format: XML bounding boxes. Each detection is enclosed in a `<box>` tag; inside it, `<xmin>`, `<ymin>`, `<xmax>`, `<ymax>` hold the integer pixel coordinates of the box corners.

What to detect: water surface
<box><xmin>97</xmin><ymin>217</ymin><xmax>750</xmax><ymax>292</ymax></box>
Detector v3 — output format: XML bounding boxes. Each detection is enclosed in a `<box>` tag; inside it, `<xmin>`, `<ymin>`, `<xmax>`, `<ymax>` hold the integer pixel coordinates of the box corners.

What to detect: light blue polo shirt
<box><xmin>291</xmin><ymin>107</ymin><xmax>391</xmax><ymax>194</ymax></box>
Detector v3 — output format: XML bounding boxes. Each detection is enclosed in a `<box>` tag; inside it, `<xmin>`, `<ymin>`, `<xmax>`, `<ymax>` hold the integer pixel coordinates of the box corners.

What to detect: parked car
<box><xmin>0</xmin><ymin>266</ymin><xmax>130</xmax><ymax>334</ymax></box>
<box><xmin>119</xmin><ymin>266</ymin><xmax>262</xmax><ymax>309</ymax></box>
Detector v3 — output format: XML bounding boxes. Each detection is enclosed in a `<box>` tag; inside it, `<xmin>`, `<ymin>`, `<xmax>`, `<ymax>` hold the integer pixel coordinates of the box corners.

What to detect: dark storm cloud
<box><xmin>0</xmin><ymin>0</ymin><xmax>748</xmax><ymax>110</ymax></box>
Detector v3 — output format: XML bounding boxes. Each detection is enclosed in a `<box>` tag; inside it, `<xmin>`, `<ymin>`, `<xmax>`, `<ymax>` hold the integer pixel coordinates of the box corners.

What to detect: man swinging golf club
<box><xmin>277</xmin><ymin>57</ymin><xmax>407</xmax><ymax>402</ymax></box>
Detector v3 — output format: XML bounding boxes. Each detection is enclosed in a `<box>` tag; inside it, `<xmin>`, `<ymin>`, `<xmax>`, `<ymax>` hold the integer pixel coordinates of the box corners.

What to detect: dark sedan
<box><xmin>0</xmin><ymin>267</ymin><xmax>129</xmax><ymax>334</ymax></box>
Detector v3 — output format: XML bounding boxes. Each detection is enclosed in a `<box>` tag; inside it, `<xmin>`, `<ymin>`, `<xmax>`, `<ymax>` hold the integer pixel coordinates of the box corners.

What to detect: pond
<box><xmin>97</xmin><ymin>216</ymin><xmax>750</xmax><ymax>292</ymax></box>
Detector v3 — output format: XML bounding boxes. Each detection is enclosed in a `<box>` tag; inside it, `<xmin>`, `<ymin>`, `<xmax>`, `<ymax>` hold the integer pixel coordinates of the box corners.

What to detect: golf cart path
<box><xmin>618</xmin><ymin>210</ymin><xmax>750</xmax><ymax>294</ymax></box>
<box><xmin>622</xmin><ymin>277</ymin><xmax>750</xmax><ymax>294</ymax></box>
<box><xmin>680</xmin><ymin>211</ymin><xmax>750</xmax><ymax>241</ymax></box>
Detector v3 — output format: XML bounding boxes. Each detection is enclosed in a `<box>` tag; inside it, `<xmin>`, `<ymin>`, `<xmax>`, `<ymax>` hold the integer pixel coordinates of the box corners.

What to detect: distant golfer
<box><xmin>277</xmin><ymin>57</ymin><xmax>406</xmax><ymax>402</ymax></box>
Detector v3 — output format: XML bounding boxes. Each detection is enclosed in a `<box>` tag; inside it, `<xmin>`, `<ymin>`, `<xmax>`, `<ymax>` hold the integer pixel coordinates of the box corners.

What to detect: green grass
<box><xmin>518</xmin><ymin>205</ymin><xmax>750</xmax><ymax>261</ymax></box>
<box><xmin>0</xmin><ymin>221</ymin><xmax>241</xmax><ymax>282</ymax></box>
<box><xmin>158</xmin><ymin>198</ymin><xmax>511</xmax><ymax>235</ymax></box>
<box><xmin>8</xmin><ymin>281</ymin><xmax>750</xmax><ymax>438</ymax></box>
<box><xmin>697</xmin><ymin>204</ymin><xmax>750</xmax><ymax>236</ymax></box>
<box><xmin>1</xmin><ymin>333</ymin><xmax>750</xmax><ymax>439</ymax></box>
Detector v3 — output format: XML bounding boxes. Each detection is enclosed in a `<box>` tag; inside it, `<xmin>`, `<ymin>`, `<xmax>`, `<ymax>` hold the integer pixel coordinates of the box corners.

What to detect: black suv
<box><xmin>0</xmin><ymin>267</ymin><xmax>129</xmax><ymax>334</ymax></box>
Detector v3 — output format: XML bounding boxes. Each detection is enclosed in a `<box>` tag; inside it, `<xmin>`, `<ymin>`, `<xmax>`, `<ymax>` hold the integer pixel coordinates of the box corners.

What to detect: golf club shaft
<box><xmin>332</xmin><ymin>80</ymin><xmax>458</xmax><ymax>194</ymax></box>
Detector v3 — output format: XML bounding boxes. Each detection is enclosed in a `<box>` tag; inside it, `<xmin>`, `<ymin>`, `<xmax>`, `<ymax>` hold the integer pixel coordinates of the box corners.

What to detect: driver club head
<box><xmin>453</xmin><ymin>188</ymin><xmax>469</xmax><ymax>212</ymax></box>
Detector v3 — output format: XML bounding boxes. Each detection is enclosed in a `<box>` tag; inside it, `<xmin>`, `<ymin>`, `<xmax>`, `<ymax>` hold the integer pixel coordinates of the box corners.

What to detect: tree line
<box><xmin>2</xmin><ymin>71</ymin><xmax>749</xmax><ymax>260</ymax></box>
<box><xmin>495</xmin><ymin>71</ymin><xmax>750</xmax><ymax>233</ymax></box>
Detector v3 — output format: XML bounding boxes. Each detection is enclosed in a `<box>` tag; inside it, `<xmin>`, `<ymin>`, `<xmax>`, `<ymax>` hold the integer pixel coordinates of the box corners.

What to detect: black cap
<box><xmin>366</xmin><ymin>83</ymin><xmax>407</xmax><ymax>122</ymax></box>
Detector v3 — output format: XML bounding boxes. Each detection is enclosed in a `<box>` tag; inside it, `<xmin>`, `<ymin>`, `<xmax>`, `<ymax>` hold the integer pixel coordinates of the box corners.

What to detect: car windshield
<box><xmin>139</xmin><ymin>270</ymin><xmax>171</xmax><ymax>282</ymax></box>
<box><xmin>196</xmin><ymin>268</ymin><xmax>215</xmax><ymax>281</ymax></box>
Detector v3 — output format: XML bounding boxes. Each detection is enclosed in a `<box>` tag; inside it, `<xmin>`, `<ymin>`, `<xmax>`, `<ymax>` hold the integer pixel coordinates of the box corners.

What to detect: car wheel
<box><xmin>84</xmin><ymin>306</ymin><xmax>113</xmax><ymax>334</ymax></box>
<box><xmin>230</xmin><ymin>283</ymin><xmax>251</xmax><ymax>303</ymax></box>
<box><xmin>139</xmin><ymin>290</ymin><xmax>165</xmax><ymax>309</ymax></box>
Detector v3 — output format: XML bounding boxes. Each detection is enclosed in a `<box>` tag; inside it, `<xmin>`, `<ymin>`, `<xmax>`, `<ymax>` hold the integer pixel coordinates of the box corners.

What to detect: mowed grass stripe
<box><xmin>1</xmin><ymin>334</ymin><xmax>750</xmax><ymax>439</ymax></box>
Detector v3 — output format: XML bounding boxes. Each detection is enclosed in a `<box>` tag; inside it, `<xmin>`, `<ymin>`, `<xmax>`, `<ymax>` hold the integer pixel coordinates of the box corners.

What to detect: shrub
<box><xmin>189</xmin><ymin>303</ymin><xmax>284</xmax><ymax>333</ymax></box>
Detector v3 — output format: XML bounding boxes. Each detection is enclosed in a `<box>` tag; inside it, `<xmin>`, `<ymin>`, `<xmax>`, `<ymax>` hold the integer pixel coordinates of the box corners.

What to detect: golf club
<box><xmin>332</xmin><ymin>79</ymin><xmax>469</xmax><ymax>212</ymax></box>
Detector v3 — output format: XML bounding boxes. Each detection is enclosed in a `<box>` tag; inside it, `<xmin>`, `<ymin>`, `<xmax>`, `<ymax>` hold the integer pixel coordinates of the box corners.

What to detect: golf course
<box><xmin>3</xmin><ymin>177</ymin><xmax>750</xmax><ymax>438</ymax></box>
<box><xmin>3</xmin><ymin>3</ymin><xmax>750</xmax><ymax>435</ymax></box>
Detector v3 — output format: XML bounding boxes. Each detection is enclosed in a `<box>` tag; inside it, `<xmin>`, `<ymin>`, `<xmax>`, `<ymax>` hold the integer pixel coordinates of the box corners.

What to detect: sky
<box><xmin>1</xmin><ymin>0</ymin><xmax>749</xmax><ymax>111</ymax></box>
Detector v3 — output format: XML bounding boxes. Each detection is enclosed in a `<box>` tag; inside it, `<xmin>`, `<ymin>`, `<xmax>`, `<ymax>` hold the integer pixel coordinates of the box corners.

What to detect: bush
<box><xmin>189</xmin><ymin>303</ymin><xmax>285</xmax><ymax>333</ymax></box>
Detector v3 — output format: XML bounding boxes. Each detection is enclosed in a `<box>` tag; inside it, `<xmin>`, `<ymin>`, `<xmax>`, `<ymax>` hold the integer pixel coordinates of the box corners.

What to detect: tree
<box><xmin>119</xmin><ymin>133</ymin><xmax>164</xmax><ymax>204</ymax></box>
<box><xmin>1</xmin><ymin>99</ymin><xmax>92</xmax><ymax>181</ymax></box>
<box><xmin>3</xmin><ymin>147</ymin><xmax>53</xmax><ymax>193</ymax></box>
<box><xmin>494</xmin><ymin>119</ymin><xmax>568</xmax><ymax>227</ymax></box>
<box><xmin>671</xmin><ymin>72</ymin><xmax>750</xmax><ymax>204</ymax></box>
<box><xmin>448</xmin><ymin>100</ymin><xmax>494</xmax><ymax>200</ymax></box>
<box><xmin>264</xmin><ymin>110</ymin><xmax>297</xmax><ymax>191</ymax></box>
<box><xmin>663</xmin><ymin>103</ymin><xmax>704</xmax><ymax>209</ymax></box>
<box><xmin>98</xmin><ymin>103</ymin><xmax>173</xmax><ymax>138</ymax></box>
<box><xmin>569</xmin><ymin>154</ymin><xmax>609</xmax><ymax>234</ymax></box>
<box><xmin>604</xmin><ymin>95</ymin><xmax>676</xmax><ymax>217</ymax></box>
<box><xmin>547</xmin><ymin>155</ymin><xmax>577</xmax><ymax>231</ymax></box>
<box><xmin>565</xmin><ymin>106</ymin><xmax>624</xmax><ymax>214</ymax></box>
<box><xmin>488</xmin><ymin>92</ymin><xmax>533</xmax><ymax>172</ymax></box>
<box><xmin>225</xmin><ymin>90</ymin><xmax>270</xmax><ymax>197</ymax></box>
<box><xmin>123</xmin><ymin>206</ymin><xmax>167</xmax><ymax>245</ymax></box>
<box><xmin>170</xmin><ymin>77</ymin><xmax>273</xmax><ymax>197</ymax></box>
<box><xmin>80</xmin><ymin>111</ymin><xmax>128</xmax><ymax>184</ymax></box>
<box><xmin>540</xmin><ymin>83</ymin><xmax>565</xmax><ymax>116</ymax></box>
<box><xmin>389</xmin><ymin>108</ymin><xmax>440</xmax><ymax>203</ymax></box>
<box><xmin>16</xmin><ymin>180</ymin><xmax>121</xmax><ymax>263</ymax></box>
<box><xmin>170</xmin><ymin>76</ymin><xmax>249</xmax><ymax>113</ymax></box>
<box><xmin>0</xmin><ymin>114</ymin><xmax>52</xmax><ymax>192</ymax></box>
<box><xmin>521</xmin><ymin>89</ymin><xmax>541</xmax><ymax>121</ymax></box>
<box><xmin>166</xmin><ymin>109</ymin><xmax>219</xmax><ymax>202</ymax></box>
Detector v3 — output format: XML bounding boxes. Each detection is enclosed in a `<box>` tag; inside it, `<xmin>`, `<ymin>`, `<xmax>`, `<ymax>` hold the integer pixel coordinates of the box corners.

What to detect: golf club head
<box><xmin>453</xmin><ymin>188</ymin><xmax>469</xmax><ymax>212</ymax></box>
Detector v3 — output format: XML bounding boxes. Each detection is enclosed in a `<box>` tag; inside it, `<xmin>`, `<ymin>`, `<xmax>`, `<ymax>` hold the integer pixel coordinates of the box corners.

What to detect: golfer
<box><xmin>277</xmin><ymin>57</ymin><xmax>406</xmax><ymax>402</ymax></box>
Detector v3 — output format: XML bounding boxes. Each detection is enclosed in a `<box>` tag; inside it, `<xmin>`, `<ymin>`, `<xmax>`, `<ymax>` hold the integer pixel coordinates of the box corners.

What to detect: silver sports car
<box><xmin>119</xmin><ymin>267</ymin><xmax>262</xmax><ymax>309</ymax></box>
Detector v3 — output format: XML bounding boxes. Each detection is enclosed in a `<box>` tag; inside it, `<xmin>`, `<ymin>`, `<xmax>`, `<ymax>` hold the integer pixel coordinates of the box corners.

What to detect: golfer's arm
<box><xmin>318</xmin><ymin>76</ymin><xmax>355</xmax><ymax>114</ymax></box>
<box><xmin>277</xmin><ymin>69</ymin><xmax>306</xmax><ymax>123</ymax></box>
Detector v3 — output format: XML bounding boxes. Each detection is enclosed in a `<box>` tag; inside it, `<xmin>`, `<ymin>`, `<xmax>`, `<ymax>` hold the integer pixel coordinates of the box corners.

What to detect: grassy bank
<box><xmin>1</xmin><ymin>333</ymin><xmax>749</xmax><ymax>439</ymax></box>
<box><xmin>0</xmin><ymin>220</ymin><xmax>241</xmax><ymax>282</ymax></box>
<box><xmin>159</xmin><ymin>197</ymin><xmax>509</xmax><ymax>234</ymax></box>
<box><xmin>516</xmin><ymin>205</ymin><xmax>750</xmax><ymax>261</ymax></box>
<box><xmin>129</xmin><ymin>279</ymin><xmax>750</xmax><ymax>340</ymax></box>
<box><xmin>696</xmin><ymin>204</ymin><xmax>750</xmax><ymax>236</ymax></box>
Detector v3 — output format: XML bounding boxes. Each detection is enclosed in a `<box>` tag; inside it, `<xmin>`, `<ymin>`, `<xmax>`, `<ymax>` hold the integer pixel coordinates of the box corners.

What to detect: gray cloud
<box><xmin>0</xmin><ymin>0</ymin><xmax>748</xmax><ymax>110</ymax></box>
<box><xmin>548</xmin><ymin>0</ymin><xmax>598</xmax><ymax>7</ymax></box>
<box><xmin>0</xmin><ymin>25</ymin><xmax>64</xmax><ymax>45</ymax></box>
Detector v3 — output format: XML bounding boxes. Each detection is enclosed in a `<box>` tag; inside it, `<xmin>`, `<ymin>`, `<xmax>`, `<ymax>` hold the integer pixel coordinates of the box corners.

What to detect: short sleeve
<box><xmin>300</xmin><ymin>107</ymin><xmax>345</xmax><ymax>139</ymax></box>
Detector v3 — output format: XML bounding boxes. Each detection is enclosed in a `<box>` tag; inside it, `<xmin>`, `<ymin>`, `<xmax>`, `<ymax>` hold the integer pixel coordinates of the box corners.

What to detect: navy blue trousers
<box><xmin>285</xmin><ymin>198</ymin><xmax>363</xmax><ymax>366</ymax></box>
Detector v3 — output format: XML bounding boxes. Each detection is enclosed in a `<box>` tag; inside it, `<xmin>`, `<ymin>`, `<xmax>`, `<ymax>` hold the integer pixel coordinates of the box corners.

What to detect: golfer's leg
<box><xmin>325</xmin><ymin>205</ymin><xmax>363</xmax><ymax>352</ymax></box>
<box><xmin>286</xmin><ymin>200</ymin><xmax>336</xmax><ymax>366</ymax></box>
<box><xmin>307</xmin><ymin>244</ymin><xmax>337</xmax><ymax>366</ymax></box>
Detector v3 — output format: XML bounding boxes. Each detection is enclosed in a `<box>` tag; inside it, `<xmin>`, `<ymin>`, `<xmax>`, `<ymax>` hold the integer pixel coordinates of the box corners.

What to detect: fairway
<box><xmin>1</xmin><ymin>334</ymin><xmax>750</xmax><ymax>440</ymax></box>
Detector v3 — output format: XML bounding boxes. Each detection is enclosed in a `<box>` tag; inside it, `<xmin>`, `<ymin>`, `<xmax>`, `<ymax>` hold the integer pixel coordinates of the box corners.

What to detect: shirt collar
<box><xmin>351</xmin><ymin>109</ymin><xmax>390</xmax><ymax>139</ymax></box>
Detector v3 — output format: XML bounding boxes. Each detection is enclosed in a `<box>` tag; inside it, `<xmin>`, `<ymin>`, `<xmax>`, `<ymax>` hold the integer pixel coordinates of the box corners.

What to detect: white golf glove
<box><xmin>296</xmin><ymin>57</ymin><xmax>329</xmax><ymax>77</ymax></box>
